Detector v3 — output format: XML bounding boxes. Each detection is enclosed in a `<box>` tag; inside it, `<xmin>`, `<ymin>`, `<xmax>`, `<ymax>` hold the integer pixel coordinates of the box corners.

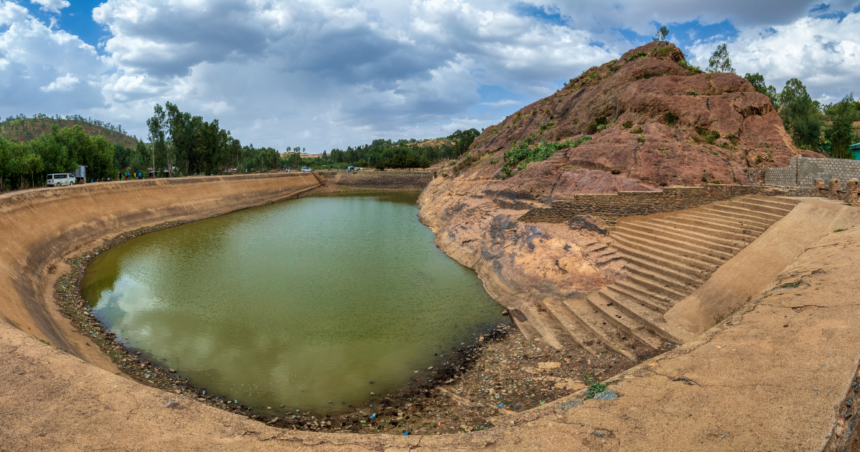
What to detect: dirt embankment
<box><xmin>0</xmin><ymin>172</ymin><xmax>319</xmax><ymax>370</ymax></box>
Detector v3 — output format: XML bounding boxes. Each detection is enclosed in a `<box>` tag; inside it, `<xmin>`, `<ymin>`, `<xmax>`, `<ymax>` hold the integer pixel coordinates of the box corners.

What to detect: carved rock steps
<box><xmin>527</xmin><ymin>196</ymin><xmax>801</xmax><ymax>359</ymax></box>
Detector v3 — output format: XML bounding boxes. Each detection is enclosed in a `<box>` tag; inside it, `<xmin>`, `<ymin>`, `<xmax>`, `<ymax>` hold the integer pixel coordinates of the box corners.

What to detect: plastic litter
<box><xmin>370</xmin><ymin>414</ymin><xmax>376</xmax><ymax>419</ymax></box>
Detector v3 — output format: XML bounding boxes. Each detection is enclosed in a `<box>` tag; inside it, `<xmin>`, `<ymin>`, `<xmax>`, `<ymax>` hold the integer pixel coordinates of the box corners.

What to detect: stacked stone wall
<box><xmin>758</xmin><ymin>156</ymin><xmax>860</xmax><ymax>188</ymax></box>
<box><xmin>518</xmin><ymin>185</ymin><xmax>821</xmax><ymax>225</ymax></box>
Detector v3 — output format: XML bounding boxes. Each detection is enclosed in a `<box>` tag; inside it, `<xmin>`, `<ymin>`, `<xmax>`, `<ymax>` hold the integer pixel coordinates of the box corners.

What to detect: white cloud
<box><xmin>481</xmin><ymin>99</ymin><xmax>520</xmax><ymax>107</ymax></box>
<box><xmin>39</xmin><ymin>72</ymin><xmax>78</xmax><ymax>92</ymax></box>
<box><xmin>29</xmin><ymin>0</ymin><xmax>69</xmax><ymax>14</ymax></box>
<box><xmin>2</xmin><ymin>0</ymin><xmax>860</xmax><ymax>150</ymax></box>
<box><xmin>0</xmin><ymin>1</ymin><xmax>109</xmax><ymax>113</ymax></box>
<box><xmin>202</xmin><ymin>101</ymin><xmax>230</xmax><ymax>115</ymax></box>
<box><xmin>686</xmin><ymin>11</ymin><xmax>860</xmax><ymax>101</ymax></box>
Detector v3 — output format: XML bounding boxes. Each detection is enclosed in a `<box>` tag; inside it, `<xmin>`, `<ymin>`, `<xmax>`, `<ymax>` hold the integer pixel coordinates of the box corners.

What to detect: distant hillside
<box><xmin>0</xmin><ymin>114</ymin><xmax>139</xmax><ymax>147</ymax></box>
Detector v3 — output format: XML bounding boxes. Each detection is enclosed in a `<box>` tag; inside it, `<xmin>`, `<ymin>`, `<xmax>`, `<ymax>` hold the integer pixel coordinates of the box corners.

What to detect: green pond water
<box><xmin>82</xmin><ymin>192</ymin><xmax>505</xmax><ymax>414</ymax></box>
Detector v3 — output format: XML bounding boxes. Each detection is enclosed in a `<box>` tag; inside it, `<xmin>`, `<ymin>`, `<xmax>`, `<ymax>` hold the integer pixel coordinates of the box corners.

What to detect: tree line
<box><xmin>742</xmin><ymin>74</ymin><xmax>858</xmax><ymax>159</ymax></box>
<box><xmin>0</xmin><ymin>124</ymin><xmax>124</xmax><ymax>190</ymax></box>
<box><xmin>303</xmin><ymin>129</ymin><xmax>480</xmax><ymax>170</ymax></box>
<box><xmin>706</xmin><ymin>41</ymin><xmax>859</xmax><ymax>159</ymax></box>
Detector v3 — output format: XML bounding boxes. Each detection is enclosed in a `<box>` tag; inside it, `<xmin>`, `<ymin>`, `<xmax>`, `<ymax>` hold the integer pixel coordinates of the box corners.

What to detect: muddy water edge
<box><xmin>52</xmin><ymin>201</ymin><xmax>646</xmax><ymax>436</ymax></box>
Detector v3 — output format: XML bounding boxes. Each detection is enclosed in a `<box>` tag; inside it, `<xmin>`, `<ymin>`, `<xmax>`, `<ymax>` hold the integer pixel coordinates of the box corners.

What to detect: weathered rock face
<box><xmin>417</xmin><ymin>179</ymin><xmax>626</xmax><ymax>348</ymax></box>
<box><xmin>461</xmin><ymin>41</ymin><xmax>821</xmax><ymax>193</ymax></box>
<box><xmin>418</xmin><ymin>42</ymin><xmax>823</xmax><ymax>345</ymax></box>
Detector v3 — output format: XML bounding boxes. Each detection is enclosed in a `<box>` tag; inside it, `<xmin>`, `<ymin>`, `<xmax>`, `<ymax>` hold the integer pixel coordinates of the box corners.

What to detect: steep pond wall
<box><xmin>318</xmin><ymin>170</ymin><xmax>434</xmax><ymax>189</ymax></box>
<box><xmin>0</xmin><ymin>172</ymin><xmax>319</xmax><ymax>362</ymax></box>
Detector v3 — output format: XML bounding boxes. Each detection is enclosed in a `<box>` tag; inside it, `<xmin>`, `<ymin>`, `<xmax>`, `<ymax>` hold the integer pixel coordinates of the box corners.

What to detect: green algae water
<box><xmin>81</xmin><ymin>192</ymin><xmax>504</xmax><ymax>414</ymax></box>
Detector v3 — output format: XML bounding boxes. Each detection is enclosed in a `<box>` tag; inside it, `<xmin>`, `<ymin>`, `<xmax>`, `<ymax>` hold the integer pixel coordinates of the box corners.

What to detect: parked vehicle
<box><xmin>47</xmin><ymin>173</ymin><xmax>74</xmax><ymax>187</ymax></box>
<box><xmin>301</xmin><ymin>167</ymin><xmax>312</xmax><ymax>172</ymax></box>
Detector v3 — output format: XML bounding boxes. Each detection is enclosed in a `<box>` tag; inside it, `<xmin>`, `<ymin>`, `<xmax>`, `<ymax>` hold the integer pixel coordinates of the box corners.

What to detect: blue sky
<box><xmin>1</xmin><ymin>0</ymin><xmax>859</xmax><ymax>150</ymax></box>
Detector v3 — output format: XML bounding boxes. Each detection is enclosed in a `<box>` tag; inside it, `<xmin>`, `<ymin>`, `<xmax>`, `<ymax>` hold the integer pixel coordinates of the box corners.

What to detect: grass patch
<box><xmin>651</xmin><ymin>46</ymin><xmax>673</xmax><ymax>58</ymax></box>
<box><xmin>501</xmin><ymin>136</ymin><xmax>592</xmax><ymax>179</ymax></box>
<box><xmin>677</xmin><ymin>60</ymin><xmax>703</xmax><ymax>75</ymax></box>
<box><xmin>636</xmin><ymin>134</ymin><xmax>645</xmax><ymax>143</ymax></box>
<box><xmin>622</xmin><ymin>121</ymin><xmax>633</xmax><ymax>129</ymax></box>
<box><xmin>538</xmin><ymin>120</ymin><xmax>555</xmax><ymax>134</ymax></box>
<box><xmin>584</xmin><ymin>373</ymin><xmax>608</xmax><ymax>399</ymax></box>
<box><xmin>624</xmin><ymin>50</ymin><xmax>647</xmax><ymax>62</ymax></box>
<box><xmin>696</xmin><ymin>129</ymin><xmax>721</xmax><ymax>145</ymax></box>
<box><xmin>630</xmin><ymin>128</ymin><xmax>643</xmax><ymax>134</ymax></box>
<box><xmin>834</xmin><ymin>228</ymin><xmax>848</xmax><ymax>233</ymax></box>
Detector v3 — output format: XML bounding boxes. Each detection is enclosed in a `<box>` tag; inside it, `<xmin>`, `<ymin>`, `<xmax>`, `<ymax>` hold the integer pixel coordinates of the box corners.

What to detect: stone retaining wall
<box><xmin>319</xmin><ymin>170</ymin><xmax>434</xmax><ymax>189</ymax></box>
<box><xmin>518</xmin><ymin>185</ymin><xmax>820</xmax><ymax>225</ymax></box>
<box><xmin>752</xmin><ymin>156</ymin><xmax>860</xmax><ymax>188</ymax></box>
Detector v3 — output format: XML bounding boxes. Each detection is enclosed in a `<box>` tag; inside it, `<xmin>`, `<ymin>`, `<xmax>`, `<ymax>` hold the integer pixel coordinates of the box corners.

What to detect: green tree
<box><xmin>146</xmin><ymin>104</ymin><xmax>168</xmax><ymax>177</ymax></box>
<box><xmin>449</xmin><ymin>129</ymin><xmax>480</xmax><ymax>156</ymax></box>
<box><xmin>743</xmin><ymin>72</ymin><xmax>780</xmax><ymax>108</ymax></box>
<box><xmin>653</xmin><ymin>25</ymin><xmax>669</xmax><ymax>42</ymax></box>
<box><xmin>708</xmin><ymin>44</ymin><xmax>735</xmax><ymax>73</ymax></box>
<box><xmin>825</xmin><ymin>94</ymin><xmax>857</xmax><ymax>159</ymax></box>
<box><xmin>779</xmin><ymin>78</ymin><xmax>821</xmax><ymax>150</ymax></box>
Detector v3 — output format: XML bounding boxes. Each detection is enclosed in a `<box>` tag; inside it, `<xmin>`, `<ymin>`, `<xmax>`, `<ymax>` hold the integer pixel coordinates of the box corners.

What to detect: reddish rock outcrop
<box><xmin>418</xmin><ymin>42</ymin><xmax>823</xmax><ymax>346</ymax></box>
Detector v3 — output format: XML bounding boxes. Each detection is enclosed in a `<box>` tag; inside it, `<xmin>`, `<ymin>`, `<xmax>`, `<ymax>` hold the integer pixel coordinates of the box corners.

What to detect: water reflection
<box><xmin>82</xmin><ymin>192</ymin><xmax>505</xmax><ymax>413</ymax></box>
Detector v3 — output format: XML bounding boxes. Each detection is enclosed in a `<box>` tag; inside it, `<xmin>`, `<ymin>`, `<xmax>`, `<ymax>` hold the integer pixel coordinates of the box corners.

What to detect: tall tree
<box><xmin>708</xmin><ymin>44</ymin><xmax>735</xmax><ymax>73</ymax></box>
<box><xmin>146</xmin><ymin>104</ymin><xmax>167</xmax><ymax>177</ymax></box>
<box><xmin>779</xmin><ymin>78</ymin><xmax>821</xmax><ymax>150</ymax></box>
<box><xmin>825</xmin><ymin>94</ymin><xmax>857</xmax><ymax>159</ymax></box>
<box><xmin>743</xmin><ymin>72</ymin><xmax>780</xmax><ymax>108</ymax></box>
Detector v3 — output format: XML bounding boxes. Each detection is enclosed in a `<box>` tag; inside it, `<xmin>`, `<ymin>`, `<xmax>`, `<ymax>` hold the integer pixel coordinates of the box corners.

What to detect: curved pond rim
<box><xmin>58</xmin><ymin>192</ymin><xmax>511</xmax><ymax>424</ymax></box>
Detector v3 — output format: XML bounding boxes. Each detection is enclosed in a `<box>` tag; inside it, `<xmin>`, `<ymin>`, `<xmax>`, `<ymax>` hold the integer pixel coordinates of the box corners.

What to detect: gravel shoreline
<box><xmin>52</xmin><ymin>220</ymin><xmax>667</xmax><ymax>435</ymax></box>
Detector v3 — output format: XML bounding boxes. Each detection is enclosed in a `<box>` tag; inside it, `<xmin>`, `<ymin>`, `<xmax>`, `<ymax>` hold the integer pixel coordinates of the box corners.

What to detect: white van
<box><xmin>301</xmin><ymin>167</ymin><xmax>312</xmax><ymax>172</ymax></box>
<box><xmin>47</xmin><ymin>173</ymin><xmax>74</xmax><ymax>187</ymax></box>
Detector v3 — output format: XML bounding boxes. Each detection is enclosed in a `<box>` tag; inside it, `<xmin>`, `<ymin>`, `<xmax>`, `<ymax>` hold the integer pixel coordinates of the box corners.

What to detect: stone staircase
<box><xmin>531</xmin><ymin>196</ymin><xmax>802</xmax><ymax>359</ymax></box>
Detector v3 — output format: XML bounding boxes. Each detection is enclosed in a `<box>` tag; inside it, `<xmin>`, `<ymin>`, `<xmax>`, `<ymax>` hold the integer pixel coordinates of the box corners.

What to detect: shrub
<box><xmin>686</xmin><ymin>89</ymin><xmax>698</xmax><ymax>96</ymax></box>
<box><xmin>637</xmin><ymin>134</ymin><xmax>645</xmax><ymax>143</ymax></box>
<box><xmin>622</xmin><ymin>121</ymin><xmax>633</xmax><ymax>129</ymax></box>
<box><xmin>596</xmin><ymin>124</ymin><xmax>609</xmax><ymax>131</ymax></box>
<box><xmin>697</xmin><ymin>129</ymin><xmax>721</xmax><ymax>145</ymax></box>
<box><xmin>586</xmin><ymin>121</ymin><xmax>599</xmax><ymax>134</ymax></box>
<box><xmin>538</xmin><ymin>120</ymin><xmax>555</xmax><ymax>134</ymax></box>
<box><xmin>630</xmin><ymin>128</ymin><xmax>643</xmax><ymax>134</ymax></box>
<box><xmin>678</xmin><ymin>60</ymin><xmax>703</xmax><ymax>75</ymax></box>
<box><xmin>651</xmin><ymin>46</ymin><xmax>673</xmax><ymax>58</ymax></box>
<box><xmin>663</xmin><ymin>112</ymin><xmax>679</xmax><ymax>127</ymax></box>
<box><xmin>572</xmin><ymin>118</ymin><xmax>579</xmax><ymax>125</ymax></box>
<box><xmin>595</xmin><ymin>116</ymin><xmax>608</xmax><ymax>125</ymax></box>
<box><xmin>725</xmin><ymin>133</ymin><xmax>739</xmax><ymax>145</ymax></box>
<box><xmin>500</xmin><ymin>136</ymin><xmax>592</xmax><ymax>179</ymax></box>
<box><xmin>624</xmin><ymin>50</ymin><xmax>647</xmax><ymax>62</ymax></box>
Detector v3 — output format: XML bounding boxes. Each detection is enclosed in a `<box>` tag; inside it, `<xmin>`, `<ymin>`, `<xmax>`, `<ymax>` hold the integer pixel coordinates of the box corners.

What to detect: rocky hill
<box><xmin>418</xmin><ymin>42</ymin><xmax>821</xmax><ymax>347</ymax></box>
<box><xmin>0</xmin><ymin>117</ymin><xmax>139</xmax><ymax>148</ymax></box>
<box><xmin>443</xmin><ymin>41</ymin><xmax>820</xmax><ymax>198</ymax></box>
